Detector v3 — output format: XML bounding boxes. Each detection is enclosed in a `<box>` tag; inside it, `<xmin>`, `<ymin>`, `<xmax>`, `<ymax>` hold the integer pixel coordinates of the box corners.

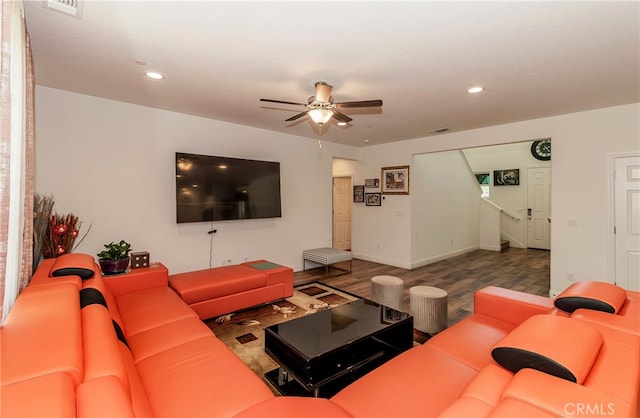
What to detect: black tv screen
<box><xmin>175</xmin><ymin>152</ymin><xmax>282</xmax><ymax>223</ymax></box>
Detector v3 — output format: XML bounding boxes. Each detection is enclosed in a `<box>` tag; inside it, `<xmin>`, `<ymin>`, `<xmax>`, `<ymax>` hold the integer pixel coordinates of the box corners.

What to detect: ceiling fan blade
<box><xmin>315</xmin><ymin>82</ymin><xmax>333</xmax><ymax>102</ymax></box>
<box><xmin>336</xmin><ymin>99</ymin><xmax>383</xmax><ymax>109</ymax></box>
<box><xmin>260</xmin><ymin>98</ymin><xmax>307</xmax><ymax>106</ymax></box>
<box><xmin>285</xmin><ymin>111</ymin><xmax>309</xmax><ymax>122</ymax></box>
<box><xmin>332</xmin><ymin>111</ymin><xmax>353</xmax><ymax>123</ymax></box>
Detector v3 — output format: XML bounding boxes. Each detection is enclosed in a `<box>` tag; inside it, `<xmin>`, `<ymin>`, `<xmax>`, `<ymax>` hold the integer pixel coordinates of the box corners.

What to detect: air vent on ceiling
<box><xmin>43</xmin><ymin>0</ymin><xmax>83</xmax><ymax>19</ymax></box>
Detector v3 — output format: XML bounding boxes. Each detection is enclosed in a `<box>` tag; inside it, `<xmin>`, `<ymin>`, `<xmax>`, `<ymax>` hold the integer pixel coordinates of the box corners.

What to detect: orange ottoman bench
<box><xmin>168</xmin><ymin>260</ymin><xmax>293</xmax><ymax>320</ymax></box>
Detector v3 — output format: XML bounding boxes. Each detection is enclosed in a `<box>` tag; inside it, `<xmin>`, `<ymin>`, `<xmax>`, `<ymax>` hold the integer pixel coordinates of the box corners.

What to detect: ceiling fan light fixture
<box><xmin>260</xmin><ymin>81</ymin><xmax>382</xmax><ymax>129</ymax></box>
<box><xmin>309</xmin><ymin>108</ymin><xmax>333</xmax><ymax>124</ymax></box>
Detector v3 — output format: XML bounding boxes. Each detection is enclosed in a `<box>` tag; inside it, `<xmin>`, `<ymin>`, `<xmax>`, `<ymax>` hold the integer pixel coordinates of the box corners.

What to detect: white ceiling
<box><xmin>23</xmin><ymin>1</ymin><xmax>640</xmax><ymax>147</ymax></box>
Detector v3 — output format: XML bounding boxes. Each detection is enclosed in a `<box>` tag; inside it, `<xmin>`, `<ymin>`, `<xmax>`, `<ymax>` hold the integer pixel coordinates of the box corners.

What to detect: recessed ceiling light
<box><xmin>145</xmin><ymin>71</ymin><xmax>165</xmax><ymax>80</ymax></box>
<box><xmin>363</xmin><ymin>139</ymin><xmax>370</xmax><ymax>143</ymax></box>
<box><xmin>467</xmin><ymin>86</ymin><xmax>484</xmax><ymax>94</ymax></box>
<box><xmin>337</xmin><ymin>122</ymin><xmax>348</xmax><ymax>126</ymax></box>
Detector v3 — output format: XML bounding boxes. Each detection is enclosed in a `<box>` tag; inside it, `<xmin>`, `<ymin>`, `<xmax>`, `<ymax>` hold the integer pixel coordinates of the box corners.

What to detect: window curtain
<box><xmin>0</xmin><ymin>0</ymin><xmax>35</xmax><ymax>322</ymax></box>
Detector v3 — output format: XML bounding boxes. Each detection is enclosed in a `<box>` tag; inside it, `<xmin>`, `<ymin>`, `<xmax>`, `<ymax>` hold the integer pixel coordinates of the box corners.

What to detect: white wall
<box><xmin>34</xmin><ymin>87</ymin><xmax>359</xmax><ymax>273</ymax></box>
<box><xmin>332</xmin><ymin>158</ymin><xmax>361</xmax><ymax>178</ymax></box>
<box><xmin>480</xmin><ymin>199</ymin><xmax>502</xmax><ymax>251</ymax></box>
<box><xmin>34</xmin><ymin>86</ymin><xmax>639</xmax><ymax>295</ymax></box>
<box><xmin>410</xmin><ymin>150</ymin><xmax>481</xmax><ymax>268</ymax></box>
<box><xmin>463</xmin><ymin>141</ymin><xmax>552</xmax><ymax>248</ymax></box>
<box><xmin>357</xmin><ymin>103</ymin><xmax>639</xmax><ymax>295</ymax></box>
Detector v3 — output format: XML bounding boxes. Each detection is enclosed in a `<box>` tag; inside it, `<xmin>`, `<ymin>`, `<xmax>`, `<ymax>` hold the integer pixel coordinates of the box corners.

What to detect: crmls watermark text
<box><xmin>564</xmin><ymin>403</ymin><xmax>615</xmax><ymax>416</ymax></box>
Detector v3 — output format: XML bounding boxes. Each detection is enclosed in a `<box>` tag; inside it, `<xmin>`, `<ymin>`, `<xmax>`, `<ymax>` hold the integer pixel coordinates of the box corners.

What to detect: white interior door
<box><xmin>614</xmin><ymin>155</ymin><xmax>640</xmax><ymax>291</ymax></box>
<box><xmin>527</xmin><ymin>167</ymin><xmax>551</xmax><ymax>250</ymax></box>
<box><xmin>332</xmin><ymin>177</ymin><xmax>352</xmax><ymax>250</ymax></box>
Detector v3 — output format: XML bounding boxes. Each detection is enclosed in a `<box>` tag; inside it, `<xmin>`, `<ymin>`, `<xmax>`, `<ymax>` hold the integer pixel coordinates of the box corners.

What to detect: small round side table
<box><xmin>370</xmin><ymin>275</ymin><xmax>404</xmax><ymax>311</ymax></box>
<box><xmin>409</xmin><ymin>285</ymin><xmax>448</xmax><ymax>336</ymax></box>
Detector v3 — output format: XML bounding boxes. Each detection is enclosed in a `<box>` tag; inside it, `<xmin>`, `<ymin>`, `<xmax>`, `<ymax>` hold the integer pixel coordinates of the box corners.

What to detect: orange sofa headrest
<box><xmin>554</xmin><ymin>281</ymin><xmax>627</xmax><ymax>314</ymax></box>
<box><xmin>50</xmin><ymin>253</ymin><xmax>96</xmax><ymax>280</ymax></box>
<box><xmin>491</xmin><ymin>315</ymin><xmax>602</xmax><ymax>384</ymax></box>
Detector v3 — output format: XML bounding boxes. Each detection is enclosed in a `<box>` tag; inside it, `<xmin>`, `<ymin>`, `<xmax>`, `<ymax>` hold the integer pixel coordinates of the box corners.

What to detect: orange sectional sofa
<box><xmin>168</xmin><ymin>260</ymin><xmax>293</xmax><ymax>320</ymax></box>
<box><xmin>329</xmin><ymin>285</ymin><xmax>640</xmax><ymax>417</ymax></box>
<box><xmin>1</xmin><ymin>254</ymin><xmax>280</xmax><ymax>417</ymax></box>
<box><xmin>2</xmin><ymin>253</ymin><xmax>639</xmax><ymax>417</ymax></box>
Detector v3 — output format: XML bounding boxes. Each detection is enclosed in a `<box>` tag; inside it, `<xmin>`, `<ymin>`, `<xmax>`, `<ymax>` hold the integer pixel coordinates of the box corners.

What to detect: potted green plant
<box><xmin>97</xmin><ymin>240</ymin><xmax>132</xmax><ymax>275</ymax></box>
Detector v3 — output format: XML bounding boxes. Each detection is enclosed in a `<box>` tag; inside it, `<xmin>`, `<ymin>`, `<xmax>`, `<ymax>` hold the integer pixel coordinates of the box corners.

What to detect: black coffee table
<box><xmin>264</xmin><ymin>298</ymin><xmax>413</xmax><ymax>398</ymax></box>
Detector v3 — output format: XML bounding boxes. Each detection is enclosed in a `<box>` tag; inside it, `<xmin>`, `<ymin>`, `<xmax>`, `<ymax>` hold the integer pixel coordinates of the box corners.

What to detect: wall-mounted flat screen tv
<box><xmin>175</xmin><ymin>152</ymin><xmax>282</xmax><ymax>223</ymax></box>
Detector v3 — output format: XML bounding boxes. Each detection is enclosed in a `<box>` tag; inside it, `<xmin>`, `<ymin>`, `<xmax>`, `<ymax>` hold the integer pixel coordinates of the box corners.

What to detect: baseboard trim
<box><xmin>353</xmin><ymin>245</ymin><xmax>490</xmax><ymax>270</ymax></box>
<box><xmin>350</xmin><ymin>253</ymin><xmax>412</xmax><ymax>270</ymax></box>
<box><xmin>480</xmin><ymin>244</ymin><xmax>502</xmax><ymax>252</ymax></box>
<box><xmin>410</xmin><ymin>245</ymin><xmax>480</xmax><ymax>270</ymax></box>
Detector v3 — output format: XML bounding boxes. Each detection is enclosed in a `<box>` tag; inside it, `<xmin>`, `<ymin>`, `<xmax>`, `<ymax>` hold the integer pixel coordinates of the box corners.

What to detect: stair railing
<box><xmin>482</xmin><ymin>197</ymin><xmax>520</xmax><ymax>222</ymax></box>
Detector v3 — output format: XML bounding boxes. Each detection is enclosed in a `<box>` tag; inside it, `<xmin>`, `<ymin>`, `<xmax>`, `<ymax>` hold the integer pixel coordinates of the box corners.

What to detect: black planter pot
<box><xmin>99</xmin><ymin>257</ymin><xmax>130</xmax><ymax>275</ymax></box>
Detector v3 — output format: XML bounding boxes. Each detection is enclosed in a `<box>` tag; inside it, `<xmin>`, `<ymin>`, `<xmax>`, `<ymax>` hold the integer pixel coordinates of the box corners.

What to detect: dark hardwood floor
<box><xmin>294</xmin><ymin>248</ymin><xmax>550</xmax><ymax>326</ymax></box>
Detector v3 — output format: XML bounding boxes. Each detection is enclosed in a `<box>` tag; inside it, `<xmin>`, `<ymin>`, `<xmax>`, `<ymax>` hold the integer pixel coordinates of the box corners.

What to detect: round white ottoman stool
<box><xmin>370</xmin><ymin>275</ymin><xmax>404</xmax><ymax>311</ymax></box>
<box><xmin>410</xmin><ymin>286</ymin><xmax>448</xmax><ymax>336</ymax></box>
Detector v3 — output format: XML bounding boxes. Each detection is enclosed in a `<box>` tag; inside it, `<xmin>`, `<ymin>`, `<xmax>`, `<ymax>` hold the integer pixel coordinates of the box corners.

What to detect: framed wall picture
<box><xmin>493</xmin><ymin>169</ymin><xmax>520</xmax><ymax>186</ymax></box>
<box><xmin>364</xmin><ymin>178</ymin><xmax>380</xmax><ymax>188</ymax></box>
<box><xmin>353</xmin><ymin>185</ymin><xmax>365</xmax><ymax>203</ymax></box>
<box><xmin>475</xmin><ymin>173</ymin><xmax>490</xmax><ymax>185</ymax></box>
<box><xmin>365</xmin><ymin>192</ymin><xmax>381</xmax><ymax>206</ymax></box>
<box><xmin>381</xmin><ymin>165</ymin><xmax>409</xmax><ymax>194</ymax></box>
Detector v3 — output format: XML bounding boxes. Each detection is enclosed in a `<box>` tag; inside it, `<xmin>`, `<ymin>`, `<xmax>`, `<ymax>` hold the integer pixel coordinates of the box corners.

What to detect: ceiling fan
<box><xmin>260</xmin><ymin>81</ymin><xmax>383</xmax><ymax>125</ymax></box>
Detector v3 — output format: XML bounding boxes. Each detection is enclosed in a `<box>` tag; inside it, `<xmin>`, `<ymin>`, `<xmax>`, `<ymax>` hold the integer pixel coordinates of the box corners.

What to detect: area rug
<box><xmin>204</xmin><ymin>282</ymin><xmax>359</xmax><ymax>380</ymax></box>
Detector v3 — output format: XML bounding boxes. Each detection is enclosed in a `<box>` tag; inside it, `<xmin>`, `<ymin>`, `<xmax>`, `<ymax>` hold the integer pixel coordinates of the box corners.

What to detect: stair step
<box><xmin>500</xmin><ymin>240</ymin><xmax>510</xmax><ymax>251</ymax></box>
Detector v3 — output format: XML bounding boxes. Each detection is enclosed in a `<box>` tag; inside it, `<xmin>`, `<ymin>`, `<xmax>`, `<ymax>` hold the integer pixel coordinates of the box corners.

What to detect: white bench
<box><xmin>303</xmin><ymin>247</ymin><xmax>352</xmax><ymax>278</ymax></box>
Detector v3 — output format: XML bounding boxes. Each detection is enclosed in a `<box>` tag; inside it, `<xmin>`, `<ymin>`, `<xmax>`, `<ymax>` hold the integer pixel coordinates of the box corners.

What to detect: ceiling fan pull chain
<box><xmin>318</xmin><ymin>124</ymin><xmax>323</xmax><ymax>148</ymax></box>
